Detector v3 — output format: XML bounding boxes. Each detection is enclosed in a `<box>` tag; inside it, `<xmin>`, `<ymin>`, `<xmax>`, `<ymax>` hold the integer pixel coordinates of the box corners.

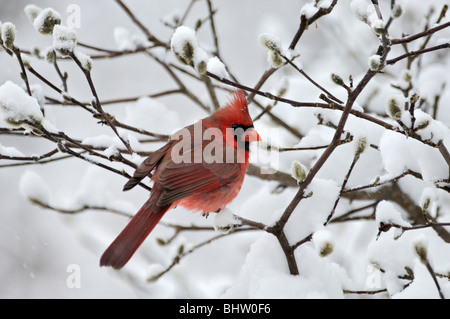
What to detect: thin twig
<box><xmin>289</xmin><ymin>0</ymin><xmax>338</xmax><ymax>50</ymax></box>
<box><xmin>387</xmin><ymin>43</ymin><xmax>450</xmax><ymax>65</ymax></box>
<box><xmin>29</xmin><ymin>197</ymin><xmax>133</xmax><ymax>219</ymax></box>
<box><xmin>325</xmin><ymin>153</ymin><xmax>361</xmax><ymax>225</ymax></box>
<box><xmin>280</xmin><ymin>52</ymin><xmax>343</xmax><ymax>104</ymax></box>
<box><xmin>391</xmin><ymin>21</ymin><xmax>450</xmax><ymax>45</ymax></box>
<box><xmin>11</xmin><ymin>46</ymin><xmax>32</xmax><ymax>96</ymax></box>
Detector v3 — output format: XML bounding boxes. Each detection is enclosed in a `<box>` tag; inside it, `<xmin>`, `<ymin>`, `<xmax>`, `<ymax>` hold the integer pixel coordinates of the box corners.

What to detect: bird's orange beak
<box><xmin>243</xmin><ymin>127</ymin><xmax>262</xmax><ymax>142</ymax></box>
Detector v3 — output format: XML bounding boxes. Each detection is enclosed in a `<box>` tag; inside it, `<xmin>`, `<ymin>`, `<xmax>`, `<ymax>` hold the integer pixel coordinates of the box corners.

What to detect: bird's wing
<box><xmin>123</xmin><ymin>140</ymin><xmax>174</xmax><ymax>191</ymax></box>
<box><xmin>156</xmin><ymin>158</ymin><xmax>244</xmax><ymax>207</ymax></box>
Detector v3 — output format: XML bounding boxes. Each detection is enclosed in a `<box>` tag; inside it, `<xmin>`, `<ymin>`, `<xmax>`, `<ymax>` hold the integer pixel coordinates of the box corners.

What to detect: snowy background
<box><xmin>1</xmin><ymin>0</ymin><xmax>450</xmax><ymax>298</ymax></box>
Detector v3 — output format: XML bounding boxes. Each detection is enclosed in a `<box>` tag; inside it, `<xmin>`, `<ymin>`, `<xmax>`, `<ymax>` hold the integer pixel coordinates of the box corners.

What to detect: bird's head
<box><xmin>210</xmin><ymin>90</ymin><xmax>261</xmax><ymax>151</ymax></box>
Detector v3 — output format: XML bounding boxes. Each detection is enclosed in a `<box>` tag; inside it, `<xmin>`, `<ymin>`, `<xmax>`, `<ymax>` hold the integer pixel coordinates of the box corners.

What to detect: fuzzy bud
<box><xmin>313</xmin><ymin>230</ymin><xmax>334</xmax><ymax>258</ymax></box>
<box><xmin>331</xmin><ymin>73</ymin><xmax>345</xmax><ymax>86</ymax></box>
<box><xmin>368</xmin><ymin>55</ymin><xmax>382</xmax><ymax>71</ymax></box>
<box><xmin>214</xmin><ymin>208</ymin><xmax>240</xmax><ymax>234</ymax></box>
<box><xmin>74</xmin><ymin>51</ymin><xmax>93</xmax><ymax>72</ymax></box>
<box><xmin>419</xmin><ymin>188</ymin><xmax>434</xmax><ymax>212</ymax></box>
<box><xmin>371</xmin><ymin>19</ymin><xmax>385</xmax><ymax>35</ymax></box>
<box><xmin>195</xmin><ymin>60</ymin><xmax>207</xmax><ymax>75</ymax></box>
<box><xmin>1</xmin><ymin>22</ymin><xmax>16</xmax><ymax>50</ymax></box>
<box><xmin>33</xmin><ymin>8</ymin><xmax>61</xmax><ymax>35</ymax></box>
<box><xmin>413</xmin><ymin>240</ymin><xmax>428</xmax><ymax>265</ymax></box>
<box><xmin>268</xmin><ymin>50</ymin><xmax>284</xmax><ymax>69</ymax></box>
<box><xmin>415</xmin><ymin>119</ymin><xmax>430</xmax><ymax>131</ymax></box>
<box><xmin>391</xmin><ymin>4</ymin><xmax>403</xmax><ymax>19</ymax></box>
<box><xmin>421</xmin><ymin>197</ymin><xmax>431</xmax><ymax>211</ymax></box>
<box><xmin>291</xmin><ymin>160</ymin><xmax>307</xmax><ymax>184</ymax></box>
<box><xmin>177</xmin><ymin>41</ymin><xmax>195</xmax><ymax>65</ymax></box>
<box><xmin>194</xmin><ymin>19</ymin><xmax>202</xmax><ymax>31</ymax></box>
<box><xmin>193</xmin><ymin>48</ymin><xmax>208</xmax><ymax>75</ymax></box>
<box><xmin>354</xmin><ymin>136</ymin><xmax>368</xmax><ymax>158</ymax></box>
<box><xmin>386</xmin><ymin>96</ymin><xmax>403</xmax><ymax>121</ymax></box>
<box><xmin>155</xmin><ymin>238</ymin><xmax>166</xmax><ymax>246</ymax></box>
<box><xmin>259</xmin><ymin>33</ymin><xmax>281</xmax><ymax>53</ymax></box>
<box><xmin>410</xmin><ymin>93</ymin><xmax>419</xmax><ymax>104</ymax></box>
<box><xmin>170</xmin><ymin>26</ymin><xmax>197</xmax><ymax>66</ymax></box>
<box><xmin>319</xmin><ymin>241</ymin><xmax>334</xmax><ymax>257</ymax></box>
<box><xmin>43</xmin><ymin>47</ymin><xmax>56</xmax><ymax>64</ymax></box>
<box><xmin>52</xmin><ymin>25</ymin><xmax>77</xmax><ymax>57</ymax></box>
<box><xmin>402</xmin><ymin>70</ymin><xmax>412</xmax><ymax>83</ymax></box>
<box><xmin>259</xmin><ymin>33</ymin><xmax>285</xmax><ymax>69</ymax></box>
<box><xmin>56</xmin><ymin>141</ymin><xmax>68</xmax><ymax>153</ymax></box>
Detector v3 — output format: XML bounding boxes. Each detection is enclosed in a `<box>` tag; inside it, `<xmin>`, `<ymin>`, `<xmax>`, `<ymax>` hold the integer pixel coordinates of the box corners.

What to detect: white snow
<box><xmin>300</xmin><ymin>0</ymin><xmax>333</xmax><ymax>19</ymax></box>
<box><xmin>74</xmin><ymin>51</ymin><xmax>93</xmax><ymax>72</ymax></box>
<box><xmin>82</xmin><ymin>134</ymin><xmax>116</xmax><ymax>149</ymax></box>
<box><xmin>19</xmin><ymin>170</ymin><xmax>51</xmax><ymax>205</ymax></box>
<box><xmin>223</xmin><ymin>233</ymin><xmax>348</xmax><ymax>298</ymax></box>
<box><xmin>206</xmin><ymin>57</ymin><xmax>229</xmax><ymax>79</ymax></box>
<box><xmin>417</xmin><ymin>64</ymin><xmax>448</xmax><ymax>101</ymax></box>
<box><xmin>82</xmin><ymin>134</ymin><xmax>122</xmax><ymax>159</ymax></box>
<box><xmin>350</xmin><ymin>0</ymin><xmax>371</xmax><ymax>22</ymax></box>
<box><xmin>113</xmin><ymin>27</ymin><xmax>149</xmax><ymax>51</ymax></box>
<box><xmin>300</xmin><ymin>2</ymin><xmax>319</xmax><ymax>19</ymax></box>
<box><xmin>0</xmin><ymin>81</ymin><xmax>44</xmax><ymax>128</ymax></box>
<box><xmin>170</xmin><ymin>26</ymin><xmax>221</xmax><ymax>76</ymax></box>
<box><xmin>24</xmin><ymin>4</ymin><xmax>42</xmax><ymax>23</ymax></box>
<box><xmin>170</xmin><ymin>26</ymin><xmax>198</xmax><ymax>65</ymax></box>
<box><xmin>0</xmin><ymin>142</ymin><xmax>25</xmax><ymax>157</ymax></box>
<box><xmin>379</xmin><ymin>129</ymin><xmax>449</xmax><ymax>181</ymax></box>
<box><xmin>214</xmin><ymin>208</ymin><xmax>241</xmax><ymax>234</ymax></box>
<box><xmin>368</xmin><ymin>54</ymin><xmax>381</xmax><ymax>71</ymax></box>
<box><xmin>375</xmin><ymin>200</ymin><xmax>411</xmax><ymax>230</ymax></box>
<box><xmin>284</xmin><ymin>178</ymin><xmax>340</xmax><ymax>244</ymax></box>
<box><xmin>52</xmin><ymin>25</ymin><xmax>77</xmax><ymax>56</ymax></box>
<box><xmin>409</xmin><ymin>109</ymin><xmax>444</xmax><ymax>144</ymax></box>
<box><xmin>113</xmin><ymin>27</ymin><xmax>135</xmax><ymax>51</ymax></box>
<box><xmin>33</xmin><ymin>8</ymin><xmax>61</xmax><ymax>35</ymax></box>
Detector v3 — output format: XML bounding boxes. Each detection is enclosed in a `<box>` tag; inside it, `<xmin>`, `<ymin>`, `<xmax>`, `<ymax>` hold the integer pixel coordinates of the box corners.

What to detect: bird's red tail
<box><xmin>100</xmin><ymin>187</ymin><xmax>170</xmax><ymax>269</ymax></box>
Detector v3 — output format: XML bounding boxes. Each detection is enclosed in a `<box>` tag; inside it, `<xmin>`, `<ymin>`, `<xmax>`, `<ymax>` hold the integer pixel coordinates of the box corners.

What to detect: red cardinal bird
<box><xmin>100</xmin><ymin>90</ymin><xmax>260</xmax><ymax>269</ymax></box>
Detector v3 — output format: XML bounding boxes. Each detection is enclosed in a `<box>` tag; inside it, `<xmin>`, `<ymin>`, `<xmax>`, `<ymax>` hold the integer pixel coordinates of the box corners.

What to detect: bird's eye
<box><xmin>231</xmin><ymin>124</ymin><xmax>254</xmax><ymax>151</ymax></box>
<box><xmin>231</xmin><ymin>124</ymin><xmax>254</xmax><ymax>140</ymax></box>
<box><xmin>231</xmin><ymin>124</ymin><xmax>253</xmax><ymax>131</ymax></box>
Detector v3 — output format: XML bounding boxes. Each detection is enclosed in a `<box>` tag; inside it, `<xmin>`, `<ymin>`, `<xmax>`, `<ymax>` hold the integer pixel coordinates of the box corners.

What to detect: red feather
<box><xmin>100</xmin><ymin>90</ymin><xmax>260</xmax><ymax>269</ymax></box>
